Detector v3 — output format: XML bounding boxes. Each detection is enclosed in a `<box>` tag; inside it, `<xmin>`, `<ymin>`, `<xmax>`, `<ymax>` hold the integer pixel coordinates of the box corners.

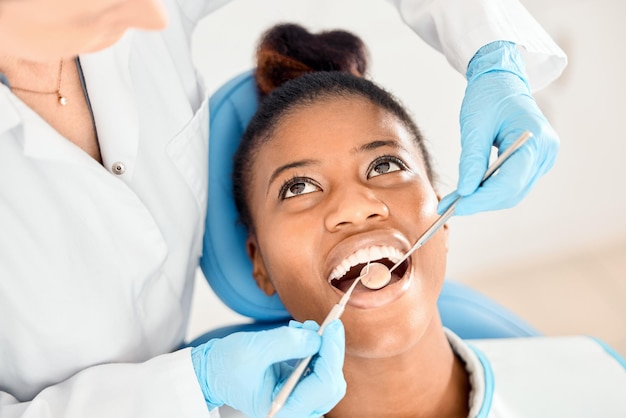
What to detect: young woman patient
<box><xmin>227</xmin><ymin>23</ymin><xmax>625</xmax><ymax>418</ymax></box>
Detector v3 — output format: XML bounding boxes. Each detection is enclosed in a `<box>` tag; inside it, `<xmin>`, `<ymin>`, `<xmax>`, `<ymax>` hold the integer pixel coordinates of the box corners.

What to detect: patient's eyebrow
<box><xmin>355</xmin><ymin>139</ymin><xmax>403</xmax><ymax>153</ymax></box>
<box><xmin>267</xmin><ymin>159</ymin><xmax>318</xmax><ymax>194</ymax></box>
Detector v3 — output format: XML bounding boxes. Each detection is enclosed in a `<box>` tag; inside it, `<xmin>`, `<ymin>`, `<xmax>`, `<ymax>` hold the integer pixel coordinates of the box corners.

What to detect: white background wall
<box><xmin>187</xmin><ymin>0</ymin><xmax>626</xmax><ymax>354</ymax></box>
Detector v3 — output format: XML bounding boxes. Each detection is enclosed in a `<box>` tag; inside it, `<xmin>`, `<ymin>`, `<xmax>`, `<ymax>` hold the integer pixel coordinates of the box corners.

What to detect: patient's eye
<box><xmin>280</xmin><ymin>177</ymin><xmax>321</xmax><ymax>199</ymax></box>
<box><xmin>367</xmin><ymin>156</ymin><xmax>406</xmax><ymax>179</ymax></box>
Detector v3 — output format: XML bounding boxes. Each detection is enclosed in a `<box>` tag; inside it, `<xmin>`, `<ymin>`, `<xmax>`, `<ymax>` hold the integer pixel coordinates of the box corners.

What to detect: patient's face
<box><xmin>246</xmin><ymin>96</ymin><xmax>448</xmax><ymax>357</ymax></box>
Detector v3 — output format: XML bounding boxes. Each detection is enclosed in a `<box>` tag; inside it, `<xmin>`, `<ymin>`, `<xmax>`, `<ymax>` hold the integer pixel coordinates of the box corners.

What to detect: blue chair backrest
<box><xmin>200</xmin><ymin>70</ymin><xmax>540</xmax><ymax>339</ymax></box>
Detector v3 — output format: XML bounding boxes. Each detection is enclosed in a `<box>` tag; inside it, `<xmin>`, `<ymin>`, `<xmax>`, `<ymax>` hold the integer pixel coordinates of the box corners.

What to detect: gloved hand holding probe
<box><xmin>191</xmin><ymin>319</ymin><xmax>346</xmax><ymax>418</ymax></box>
<box><xmin>439</xmin><ymin>40</ymin><xmax>560</xmax><ymax>216</ymax></box>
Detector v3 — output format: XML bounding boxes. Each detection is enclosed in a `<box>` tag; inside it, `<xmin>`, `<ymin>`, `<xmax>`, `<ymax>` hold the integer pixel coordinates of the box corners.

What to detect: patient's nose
<box><xmin>324</xmin><ymin>186</ymin><xmax>389</xmax><ymax>232</ymax></box>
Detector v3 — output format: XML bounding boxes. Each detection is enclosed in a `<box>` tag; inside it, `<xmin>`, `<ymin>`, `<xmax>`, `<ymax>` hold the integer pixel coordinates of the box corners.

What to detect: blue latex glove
<box><xmin>438</xmin><ymin>41</ymin><xmax>559</xmax><ymax>216</ymax></box>
<box><xmin>191</xmin><ymin>319</ymin><xmax>346</xmax><ymax>418</ymax></box>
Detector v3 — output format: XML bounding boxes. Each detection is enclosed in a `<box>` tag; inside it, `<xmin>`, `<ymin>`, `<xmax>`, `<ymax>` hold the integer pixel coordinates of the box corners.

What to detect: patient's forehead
<box><xmin>272</xmin><ymin>96</ymin><xmax>414</xmax><ymax>147</ymax></box>
<box><xmin>261</xmin><ymin>96</ymin><xmax>425</xmax><ymax>169</ymax></box>
<box><xmin>248</xmin><ymin>97</ymin><xmax>431</xmax><ymax>200</ymax></box>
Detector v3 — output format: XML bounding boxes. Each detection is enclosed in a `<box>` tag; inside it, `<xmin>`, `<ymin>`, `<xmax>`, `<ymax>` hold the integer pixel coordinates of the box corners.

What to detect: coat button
<box><xmin>112</xmin><ymin>161</ymin><xmax>126</xmax><ymax>175</ymax></box>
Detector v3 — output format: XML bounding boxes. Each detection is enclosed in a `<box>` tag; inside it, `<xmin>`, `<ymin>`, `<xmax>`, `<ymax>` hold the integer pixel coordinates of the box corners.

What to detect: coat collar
<box><xmin>0</xmin><ymin>84</ymin><xmax>21</xmax><ymax>137</ymax></box>
<box><xmin>78</xmin><ymin>31</ymin><xmax>138</xmax><ymax>178</ymax></box>
<box><xmin>445</xmin><ymin>328</ymin><xmax>494</xmax><ymax>418</ymax></box>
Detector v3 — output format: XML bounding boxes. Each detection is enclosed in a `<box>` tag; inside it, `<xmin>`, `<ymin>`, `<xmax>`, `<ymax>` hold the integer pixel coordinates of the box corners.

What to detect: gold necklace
<box><xmin>10</xmin><ymin>60</ymin><xmax>67</xmax><ymax>106</ymax></box>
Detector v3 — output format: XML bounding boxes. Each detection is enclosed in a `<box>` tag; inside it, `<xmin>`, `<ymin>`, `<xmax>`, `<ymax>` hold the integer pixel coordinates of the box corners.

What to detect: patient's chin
<box><xmin>344</xmin><ymin>325</ymin><xmax>416</xmax><ymax>360</ymax></box>
<box><xmin>343</xmin><ymin>305</ymin><xmax>436</xmax><ymax>360</ymax></box>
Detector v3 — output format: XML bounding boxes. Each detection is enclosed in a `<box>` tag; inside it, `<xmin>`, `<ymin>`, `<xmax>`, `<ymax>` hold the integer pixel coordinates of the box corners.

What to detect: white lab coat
<box><xmin>0</xmin><ymin>1</ymin><xmax>565</xmax><ymax>417</ymax></box>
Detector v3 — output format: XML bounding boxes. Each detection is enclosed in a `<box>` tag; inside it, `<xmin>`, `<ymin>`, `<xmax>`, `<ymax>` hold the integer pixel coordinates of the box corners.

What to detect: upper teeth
<box><xmin>328</xmin><ymin>246</ymin><xmax>404</xmax><ymax>282</ymax></box>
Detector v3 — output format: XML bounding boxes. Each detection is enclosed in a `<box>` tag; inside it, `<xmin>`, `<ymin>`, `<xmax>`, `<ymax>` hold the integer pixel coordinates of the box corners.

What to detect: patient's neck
<box><xmin>327</xmin><ymin>318</ymin><xmax>470</xmax><ymax>418</ymax></box>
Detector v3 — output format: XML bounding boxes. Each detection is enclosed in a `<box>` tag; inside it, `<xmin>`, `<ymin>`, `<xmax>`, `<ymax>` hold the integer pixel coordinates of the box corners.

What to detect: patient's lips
<box><xmin>328</xmin><ymin>245</ymin><xmax>410</xmax><ymax>309</ymax></box>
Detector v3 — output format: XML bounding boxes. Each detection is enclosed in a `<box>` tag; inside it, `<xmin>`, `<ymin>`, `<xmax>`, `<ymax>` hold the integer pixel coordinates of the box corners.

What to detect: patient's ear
<box><xmin>246</xmin><ymin>235</ymin><xmax>276</xmax><ymax>296</ymax></box>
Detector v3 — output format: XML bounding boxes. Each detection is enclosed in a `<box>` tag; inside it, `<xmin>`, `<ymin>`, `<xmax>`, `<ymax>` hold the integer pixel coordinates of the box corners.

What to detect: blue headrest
<box><xmin>437</xmin><ymin>280</ymin><xmax>539</xmax><ymax>338</ymax></box>
<box><xmin>201</xmin><ymin>70</ymin><xmax>291</xmax><ymax>320</ymax></box>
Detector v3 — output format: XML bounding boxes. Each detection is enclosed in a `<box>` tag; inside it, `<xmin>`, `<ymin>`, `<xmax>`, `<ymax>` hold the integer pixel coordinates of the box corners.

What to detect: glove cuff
<box><xmin>191</xmin><ymin>341</ymin><xmax>224</xmax><ymax>410</ymax></box>
<box><xmin>466</xmin><ymin>41</ymin><xmax>530</xmax><ymax>92</ymax></box>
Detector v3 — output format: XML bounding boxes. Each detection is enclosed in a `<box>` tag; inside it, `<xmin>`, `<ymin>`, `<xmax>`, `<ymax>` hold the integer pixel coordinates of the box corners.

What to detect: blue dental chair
<box><xmin>196</xmin><ymin>70</ymin><xmax>540</xmax><ymax>344</ymax></box>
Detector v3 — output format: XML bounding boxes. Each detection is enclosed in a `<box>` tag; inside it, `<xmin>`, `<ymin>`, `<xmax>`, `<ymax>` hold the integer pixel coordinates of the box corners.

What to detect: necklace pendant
<box><xmin>58</xmin><ymin>91</ymin><xmax>67</xmax><ymax>106</ymax></box>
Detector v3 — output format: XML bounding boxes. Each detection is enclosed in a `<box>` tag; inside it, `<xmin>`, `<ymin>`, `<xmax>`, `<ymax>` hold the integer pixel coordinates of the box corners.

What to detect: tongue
<box><xmin>334</xmin><ymin>277</ymin><xmax>356</xmax><ymax>293</ymax></box>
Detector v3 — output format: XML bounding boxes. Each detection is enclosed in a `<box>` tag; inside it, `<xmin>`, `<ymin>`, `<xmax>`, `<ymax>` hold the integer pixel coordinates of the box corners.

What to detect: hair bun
<box><xmin>255</xmin><ymin>23</ymin><xmax>369</xmax><ymax>96</ymax></box>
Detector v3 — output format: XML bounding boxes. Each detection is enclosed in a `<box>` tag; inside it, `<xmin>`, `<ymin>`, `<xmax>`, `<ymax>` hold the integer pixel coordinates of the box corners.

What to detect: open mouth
<box><xmin>329</xmin><ymin>251</ymin><xmax>409</xmax><ymax>293</ymax></box>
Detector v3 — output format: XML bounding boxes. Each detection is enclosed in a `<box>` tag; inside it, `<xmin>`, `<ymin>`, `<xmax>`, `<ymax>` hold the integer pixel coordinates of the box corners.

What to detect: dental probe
<box><xmin>384</xmin><ymin>130</ymin><xmax>534</xmax><ymax>277</ymax></box>
<box><xmin>267</xmin><ymin>263</ymin><xmax>383</xmax><ymax>418</ymax></box>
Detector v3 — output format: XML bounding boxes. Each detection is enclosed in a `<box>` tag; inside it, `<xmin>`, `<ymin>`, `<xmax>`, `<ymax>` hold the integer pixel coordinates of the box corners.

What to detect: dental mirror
<box><xmin>360</xmin><ymin>262</ymin><xmax>392</xmax><ymax>290</ymax></box>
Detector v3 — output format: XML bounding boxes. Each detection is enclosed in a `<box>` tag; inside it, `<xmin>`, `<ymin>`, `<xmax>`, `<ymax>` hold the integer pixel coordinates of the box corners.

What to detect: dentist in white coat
<box><xmin>0</xmin><ymin>0</ymin><xmax>566</xmax><ymax>417</ymax></box>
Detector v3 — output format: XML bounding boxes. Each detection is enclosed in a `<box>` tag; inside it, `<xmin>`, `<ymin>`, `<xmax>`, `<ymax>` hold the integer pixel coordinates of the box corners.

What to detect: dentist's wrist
<box><xmin>191</xmin><ymin>341</ymin><xmax>223</xmax><ymax>410</ymax></box>
<box><xmin>467</xmin><ymin>41</ymin><xmax>530</xmax><ymax>91</ymax></box>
